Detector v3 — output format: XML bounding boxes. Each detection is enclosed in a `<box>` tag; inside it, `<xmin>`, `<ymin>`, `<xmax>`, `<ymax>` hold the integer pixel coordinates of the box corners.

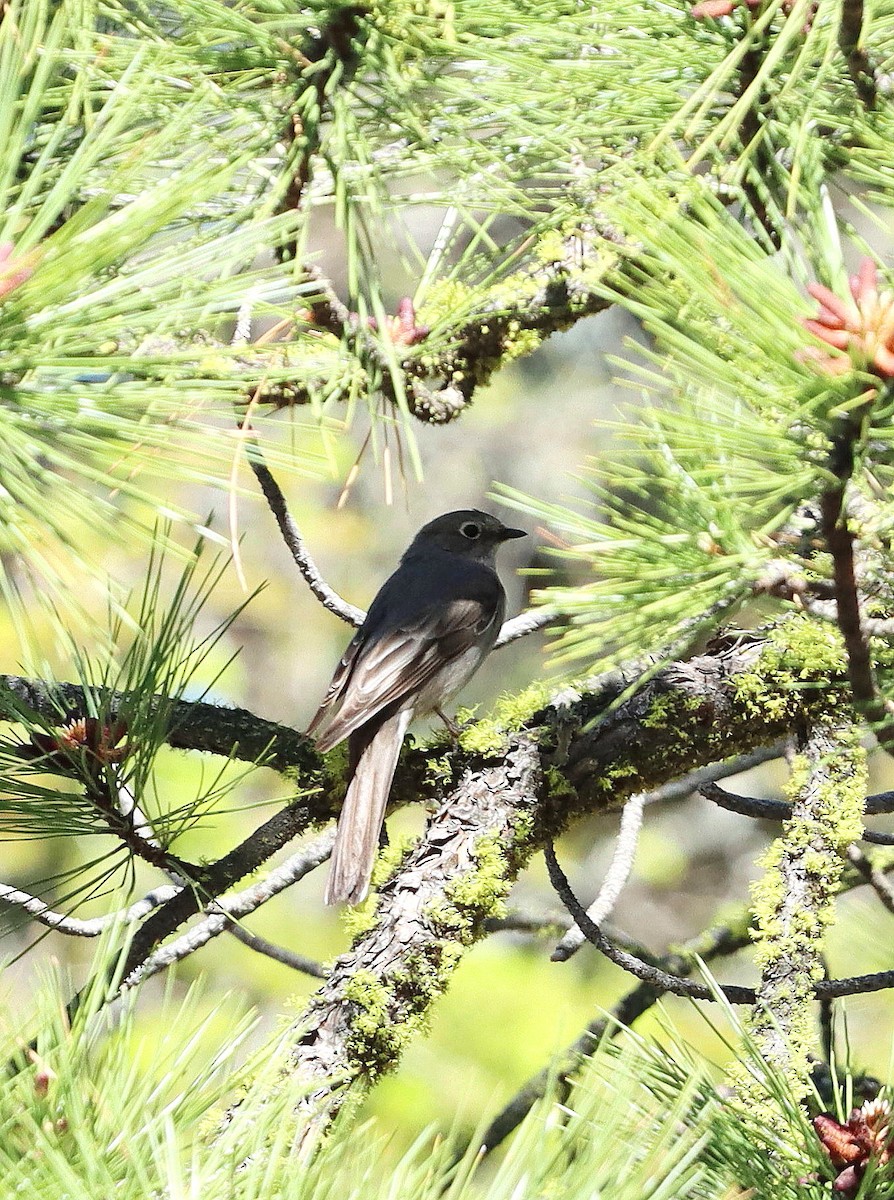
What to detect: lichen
<box><xmin>342</xmin><ymin>969</ymin><xmax>404</xmax><ymax>1075</ymax></box>
<box><xmin>734</xmin><ymin>721</ymin><xmax>867</xmax><ymax>1122</ymax></box>
<box><xmin>730</xmin><ymin>616</ymin><xmax>850</xmax><ymax>728</ymax></box>
<box><xmin>341</xmin><ymin>895</ymin><xmax>378</xmax><ymax>941</ymax></box>
<box><xmin>416</xmin><ymin>279</ymin><xmax>474</xmax><ymax>333</ymax></box>
<box><xmin>425</xmin><ymin>833</ymin><xmax>514</xmax><ymax>943</ymax></box>
<box><xmin>457</xmin><ymin>681</ymin><xmax>551</xmax><ymax>755</ymax></box>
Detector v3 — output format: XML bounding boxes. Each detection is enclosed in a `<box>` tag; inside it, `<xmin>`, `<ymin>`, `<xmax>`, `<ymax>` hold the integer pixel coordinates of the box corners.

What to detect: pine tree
<box><xmin>2</xmin><ymin>0</ymin><xmax>894</xmax><ymax>1193</ymax></box>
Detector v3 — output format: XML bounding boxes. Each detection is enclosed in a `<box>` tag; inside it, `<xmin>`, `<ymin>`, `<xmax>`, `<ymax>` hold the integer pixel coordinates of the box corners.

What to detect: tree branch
<box><xmin>20</xmin><ymin>616</ymin><xmax>883</xmax><ymax>1060</ymax></box>
<box><xmin>227</xmin><ymin>923</ymin><xmax>327</xmax><ymax>979</ymax></box>
<box><xmin>745</xmin><ymin>721</ymin><xmax>867</xmax><ymax>1102</ymax></box>
<box><xmin>551</xmin><ymin>794</ymin><xmax>644</xmax><ymax>962</ymax></box>
<box><xmin>243</xmin><ymin>429</ymin><xmax>364</xmax><ymax>626</ymax></box>
<box><xmin>701</xmin><ymin>780</ymin><xmax>894</xmax><ymax>844</ymax></box>
<box><xmin>846</xmin><ymin>844</ymin><xmax>894</xmax><ymax>915</ymax></box>
<box><xmin>838</xmin><ymin>0</ymin><xmax>878</xmax><ymax>109</ymax></box>
<box><xmin>0</xmin><ymin>882</ymin><xmax>178</xmax><ymax>937</ymax></box>
<box><xmin>0</xmin><ymin>675</ymin><xmax>318</xmax><ymax>774</ymax></box>
<box><xmin>265</xmin><ymin>624</ymin><xmax>860</xmax><ymax>1123</ymax></box>
<box><xmin>544</xmin><ymin>842</ymin><xmax>756</xmax><ymax>1003</ymax></box>
<box><xmin>480</xmin><ymin>911</ymin><xmax>754</xmax><ymax>1153</ymax></box>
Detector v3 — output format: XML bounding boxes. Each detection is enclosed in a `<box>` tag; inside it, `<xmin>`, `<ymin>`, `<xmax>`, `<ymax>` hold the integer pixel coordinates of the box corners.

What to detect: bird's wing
<box><xmin>308</xmin><ymin>597</ymin><xmax>499</xmax><ymax>751</ymax></box>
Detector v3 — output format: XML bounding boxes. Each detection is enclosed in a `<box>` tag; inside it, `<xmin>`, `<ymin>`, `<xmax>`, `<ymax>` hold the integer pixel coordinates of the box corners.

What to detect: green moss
<box><xmin>341</xmin><ymin>939</ymin><xmax>476</xmax><ymax>1076</ymax></box>
<box><xmin>342</xmin><ymin>970</ymin><xmax>406</xmax><ymax>1076</ymax></box>
<box><xmin>341</xmin><ymin>896</ymin><xmax>378</xmax><ymax>941</ymax></box>
<box><xmin>426</xmin><ymin>833</ymin><xmax>514</xmax><ymax>943</ymax></box>
<box><xmin>499</xmin><ymin>323</ymin><xmax>543</xmax><ymax>364</ymax></box>
<box><xmin>424</xmin><ymin>754</ymin><xmax>453</xmax><ymax>788</ymax></box>
<box><xmin>543</xmin><ymin>764</ymin><xmax>575</xmax><ymax>801</ymax></box>
<box><xmin>767</xmin><ymin>618</ymin><xmax>848</xmax><ymax>676</ymax></box>
<box><xmin>640</xmin><ymin>689</ymin><xmax>703</xmax><ymax>731</ymax></box>
<box><xmin>446</xmin><ymin>834</ymin><xmax>510</xmax><ymax>921</ymax></box>
<box><xmin>339</xmin><ymin>836</ymin><xmax>417</xmax><ymax>941</ymax></box>
<box><xmin>535</xmin><ymin>229</ymin><xmax>566</xmax><ymax>263</ymax></box>
<box><xmin>339</xmin><ymin>828</ymin><xmax>519</xmax><ymax>1078</ymax></box>
<box><xmin>457</xmin><ymin>681</ymin><xmax>551</xmax><ymax>755</ymax></box>
<box><xmin>416</xmin><ymin>279</ymin><xmax>474</xmax><ymax>331</ymax></box>
<box><xmin>731</xmin><ymin>616</ymin><xmax>849</xmax><ymax>724</ymax></box>
<box><xmin>739</xmin><ymin>722</ymin><xmax>868</xmax><ymax>1121</ymax></box>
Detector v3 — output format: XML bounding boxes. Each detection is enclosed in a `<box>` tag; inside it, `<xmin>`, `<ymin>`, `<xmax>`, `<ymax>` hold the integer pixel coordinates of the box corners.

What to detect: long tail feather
<box><xmin>324</xmin><ymin>709</ymin><xmax>412</xmax><ymax>905</ymax></box>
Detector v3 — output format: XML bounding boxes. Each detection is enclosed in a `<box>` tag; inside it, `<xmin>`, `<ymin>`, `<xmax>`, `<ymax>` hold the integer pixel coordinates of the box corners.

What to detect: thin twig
<box><xmin>820</xmin><ymin>480</ymin><xmax>877</xmax><ymax>706</ymax></box>
<box><xmin>838</xmin><ymin>0</ymin><xmax>878</xmax><ymax>109</ymax></box>
<box><xmin>547</xmin><ymin>841</ymin><xmax>894</xmax><ymax>1003</ymax></box>
<box><xmin>122</xmin><ymin>830</ymin><xmax>334</xmax><ymax>989</ymax></box>
<box><xmin>479</xmin><ymin>912</ymin><xmax>754</xmax><ymax>1154</ymax></box>
<box><xmin>552</xmin><ymin>794</ymin><xmax>645</xmax><ymax>961</ymax></box>
<box><xmin>0</xmin><ymin>882</ymin><xmax>178</xmax><ymax>937</ymax></box>
<box><xmin>701</xmin><ymin>781</ymin><xmax>894</xmax><ymax>845</ymax></box>
<box><xmin>544</xmin><ymin>842</ymin><xmax>756</xmax><ymax>1004</ymax></box>
<box><xmin>494</xmin><ymin>609</ymin><xmax>557</xmax><ymax>648</ymax></box>
<box><xmin>227</xmin><ymin>923</ymin><xmax>326</xmax><ymax>979</ymax></box>
<box><xmin>243</xmin><ymin>430</ymin><xmax>364</xmax><ymax>627</ymax></box>
<box><xmin>485</xmin><ymin>909</ymin><xmax>572</xmax><ymax>935</ymax></box>
<box><xmin>846</xmin><ymin>844</ymin><xmax>894</xmax><ymax>915</ymax></box>
<box><xmin>85</xmin><ymin>768</ymin><xmax>200</xmax><ymax>880</ymax></box>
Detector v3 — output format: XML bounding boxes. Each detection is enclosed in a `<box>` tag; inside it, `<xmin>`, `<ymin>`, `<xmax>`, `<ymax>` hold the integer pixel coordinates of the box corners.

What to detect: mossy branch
<box><xmin>737</xmin><ymin>720</ymin><xmax>868</xmax><ymax>1118</ymax></box>
<box><xmin>265</xmin><ymin>618</ymin><xmax>869</xmax><ymax>1122</ymax></box>
<box><xmin>9</xmin><ymin>612</ymin><xmax>875</xmax><ymax>1076</ymax></box>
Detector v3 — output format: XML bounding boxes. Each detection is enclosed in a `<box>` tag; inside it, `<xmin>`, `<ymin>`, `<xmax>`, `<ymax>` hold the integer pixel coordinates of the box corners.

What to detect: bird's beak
<box><xmin>498</xmin><ymin>526</ymin><xmax>527</xmax><ymax>541</ymax></box>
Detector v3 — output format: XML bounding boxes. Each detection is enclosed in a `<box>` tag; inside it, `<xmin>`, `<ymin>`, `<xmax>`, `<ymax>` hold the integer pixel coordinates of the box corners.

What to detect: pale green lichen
<box><xmin>734</xmin><ymin>722</ymin><xmax>867</xmax><ymax>1123</ymax></box>
<box><xmin>426</xmin><ymin>833</ymin><xmax>514</xmax><ymax>942</ymax></box>
<box><xmin>732</xmin><ymin>617</ymin><xmax>849</xmax><ymax>724</ymax></box>
<box><xmin>339</xmin><ymin>829</ymin><xmax>517</xmax><ymax>1077</ymax></box>
<box><xmin>641</xmin><ymin>689</ymin><xmax>703</xmax><ymax>731</ymax></box>
<box><xmin>457</xmin><ymin>681</ymin><xmax>551</xmax><ymax>754</ymax></box>
<box><xmin>339</xmin><ymin>835</ymin><xmax>417</xmax><ymax>942</ymax></box>
<box><xmin>416</xmin><ymin>279</ymin><xmax>474</xmax><ymax>333</ymax></box>
<box><xmin>534</xmin><ymin>229</ymin><xmax>566</xmax><ymax>264</ymax></box>
<box><xmin>424</xmin><ymin>754</ymin><xmax>453</xmax><ymax>787</ymax></box>
<box><xmin>342</xmin><ymin>969</ymin><xmax>404</xmax><ymax>1074</ymax></box>
<box><xmin>341</xmin><ymin>896</ymin><xmax>378</xmax><ymax>941</ymax></box>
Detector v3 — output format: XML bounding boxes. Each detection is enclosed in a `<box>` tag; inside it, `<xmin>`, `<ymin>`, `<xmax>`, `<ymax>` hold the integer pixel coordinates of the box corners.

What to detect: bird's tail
<box><xmin>324</xmin><ymin>709</ymin><xmax>412</xmax><ymax>906</ymax></box>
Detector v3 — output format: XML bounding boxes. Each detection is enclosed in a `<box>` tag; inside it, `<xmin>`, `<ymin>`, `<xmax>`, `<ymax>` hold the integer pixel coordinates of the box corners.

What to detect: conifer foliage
<box><xmin>2</xmin><ymin>0</ymin><xmax>894</xmax><ymax>1194</ymax></box>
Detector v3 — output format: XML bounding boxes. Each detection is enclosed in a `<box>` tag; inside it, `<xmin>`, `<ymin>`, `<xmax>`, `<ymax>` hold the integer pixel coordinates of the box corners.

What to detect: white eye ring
<box><xmin>460</xmin><ymin>521</ymin><xmax>481</xmax><ymax>540</ymax></box>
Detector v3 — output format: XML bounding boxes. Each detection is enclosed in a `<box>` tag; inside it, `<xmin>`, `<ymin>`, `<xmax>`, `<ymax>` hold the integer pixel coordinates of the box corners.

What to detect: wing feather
<box><xmin>309</xmin><ymin>598</ymin><xmax>497</xmax><ymax>751</ymax></box>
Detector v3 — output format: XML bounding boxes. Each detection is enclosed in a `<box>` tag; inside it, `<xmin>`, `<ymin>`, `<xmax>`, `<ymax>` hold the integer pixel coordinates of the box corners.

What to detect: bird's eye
<box><xmin>460</xmin><ymin>521</ymin><xmax>481</xmax><ymax>540</ymax></box>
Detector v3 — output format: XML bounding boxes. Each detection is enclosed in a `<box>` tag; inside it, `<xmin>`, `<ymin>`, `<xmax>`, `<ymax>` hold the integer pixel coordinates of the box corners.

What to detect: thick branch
<box><xmin>746</xmin><ymin>721</ymin><xmax>867</xmax><ymax>1102</ymax></box>
<box><xmin>269</xmin><ymin>627</ymin><xmax>856</xmax><ymax>1121</ymax></box>
<box><xmin>0</xmin><ymin>675</ymin><xmax>318</xmax><ymax>774</ymax></box>
<box><xmin>286</xmin><ymin>736</ymin><xmax>542</xmax><ymax>1110</ymax></box>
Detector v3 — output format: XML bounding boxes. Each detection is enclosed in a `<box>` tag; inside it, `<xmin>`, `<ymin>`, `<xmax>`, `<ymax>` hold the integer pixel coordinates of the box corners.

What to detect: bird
<box><xmin>308</xmin><ymin>509</ymin><xmax>526</xmax><ymax>905</ymax></box>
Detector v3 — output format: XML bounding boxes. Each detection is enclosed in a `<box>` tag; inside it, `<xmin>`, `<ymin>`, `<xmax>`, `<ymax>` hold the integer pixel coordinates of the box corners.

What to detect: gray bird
<box><xmin>308</xmin><ymin>509</ymin><xmax>526</xmax><ymax>905</ymax></box>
